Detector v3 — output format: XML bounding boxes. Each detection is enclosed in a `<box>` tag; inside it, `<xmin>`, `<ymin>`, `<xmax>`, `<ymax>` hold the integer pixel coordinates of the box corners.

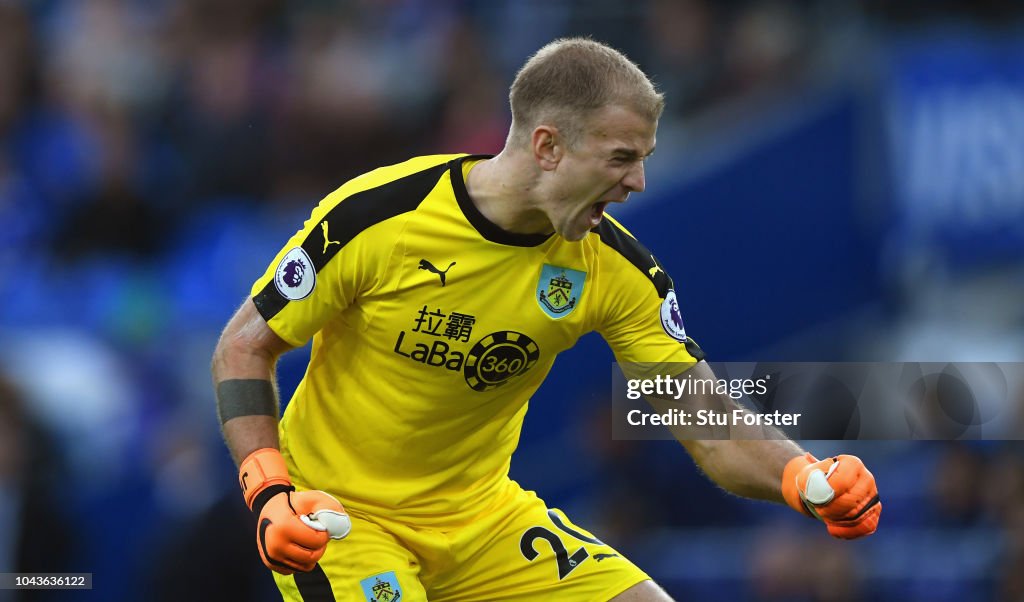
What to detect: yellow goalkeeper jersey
<box><xmin>250</xmin><ymin>154</ymin><xmax>704</xmax><ymax>524</ymax></box>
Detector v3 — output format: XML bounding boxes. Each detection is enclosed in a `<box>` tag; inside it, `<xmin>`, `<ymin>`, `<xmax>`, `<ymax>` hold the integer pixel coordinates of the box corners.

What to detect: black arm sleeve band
<box><xmin>216</xmin><ymin>379</ymin><xmax>279</xmax><ymax>425</ymax></box>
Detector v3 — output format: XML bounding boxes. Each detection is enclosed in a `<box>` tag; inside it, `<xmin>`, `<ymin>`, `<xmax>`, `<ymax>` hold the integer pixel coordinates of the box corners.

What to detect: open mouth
<box><xmin>589</xmin><ymin>201</ymin><xmax>609</xmax><ymax>226</ymax></box>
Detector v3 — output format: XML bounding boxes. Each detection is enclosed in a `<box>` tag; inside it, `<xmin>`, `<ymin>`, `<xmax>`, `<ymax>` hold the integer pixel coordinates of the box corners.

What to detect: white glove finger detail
<box><xmin>299</xmin><ymin>514</ymin><xmax>326</xmax><ymax>532</ymax></box>
<box><xmin>300</xmin><ymin>510</ymin><xmax>352</xmax><ymax>540</ymax></box>
<box><xmin>803</xmin><ymin>468</ymin><xmax>836</xmax><ymax>506</ymax></box>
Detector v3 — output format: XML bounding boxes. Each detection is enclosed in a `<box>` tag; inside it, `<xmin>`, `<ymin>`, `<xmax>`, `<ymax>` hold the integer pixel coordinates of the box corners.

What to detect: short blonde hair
<box><xmin>508</xmin><ymin>38</ymin><xmax>664</xmax><ymax>148</ymax></box>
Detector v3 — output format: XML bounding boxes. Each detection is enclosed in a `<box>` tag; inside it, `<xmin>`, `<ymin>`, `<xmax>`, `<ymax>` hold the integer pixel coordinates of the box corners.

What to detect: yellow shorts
<box><xmin>272</xmin><ymin>481</ymin><xmax>650</xmax><ymax>601</ymax></box>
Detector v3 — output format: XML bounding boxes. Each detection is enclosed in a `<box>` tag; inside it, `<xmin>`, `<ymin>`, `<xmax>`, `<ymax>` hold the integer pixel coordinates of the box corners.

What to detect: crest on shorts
<box><xmin>360</xmin><ymin>571</ymin><xmax>402</xmax><ymax>602</ymax></box>
<box><xmin>536</xmin><ymin>264</ymin><xmax>586</xmax><ymax>319</ymax></box>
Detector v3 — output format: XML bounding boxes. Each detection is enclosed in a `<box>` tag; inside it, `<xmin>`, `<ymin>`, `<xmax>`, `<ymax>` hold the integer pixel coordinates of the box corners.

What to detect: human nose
<box><xmin>622</xmin><ymin>160</ymin><xmax>645</xmax><ymax>193</ymax></box>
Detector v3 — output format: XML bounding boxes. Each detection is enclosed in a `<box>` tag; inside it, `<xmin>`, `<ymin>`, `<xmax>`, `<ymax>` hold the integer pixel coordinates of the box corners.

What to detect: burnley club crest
<box><xmin>536</xmin><ymin>264</ymin><xmax>586</xmax><ymax>319</ymax></box>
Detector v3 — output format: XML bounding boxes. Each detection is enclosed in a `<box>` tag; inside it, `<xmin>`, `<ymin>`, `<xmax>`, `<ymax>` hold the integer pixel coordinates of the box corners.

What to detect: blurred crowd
<box><xmin>0</xmin><ymin>0</ymin><xmax>846</xmax><ymax>351</ymax></box>
<box><xmin>583</xmin><ymin>438</ymin><xmax>1024</xmax><ymax>601</ymax></box>
<box><xmin>0</xmin><ymin>0</ymin><xmax>836</xmax><ymax>265</ymax></box>
<box><xmin>1</xmin><ymin>0</ymin><xmax>1023</xmax><ymax>601</ymax></box>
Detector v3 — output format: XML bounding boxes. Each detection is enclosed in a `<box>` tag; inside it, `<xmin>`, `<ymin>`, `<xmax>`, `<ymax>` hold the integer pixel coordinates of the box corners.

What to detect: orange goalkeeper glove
<box><xmin>239</xmin><ymin>448</ymin><xmax>351</xmax><ymax>574</ymax></box>
<box><xmin>782</xmin><ymin>452</ymin><xmax>881</xmax><ymax>539</ymax></box>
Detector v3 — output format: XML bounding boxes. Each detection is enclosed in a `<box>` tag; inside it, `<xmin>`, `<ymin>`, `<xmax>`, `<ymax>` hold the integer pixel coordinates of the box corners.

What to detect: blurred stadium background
<box><xmin>1</xmin><ymin>0</ymin><xmax>1023</xmax><ymax>600</ymax></box>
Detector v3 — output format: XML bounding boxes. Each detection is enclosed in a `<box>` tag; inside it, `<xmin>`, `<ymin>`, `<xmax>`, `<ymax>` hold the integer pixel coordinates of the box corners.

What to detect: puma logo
<box><xmin>418</xmin><ymin>259</ymin><xmax>456</xmax><ymax>286</ymax></box>
<box><xmin>594</xmin><ymin>553</ymin><xmax>620</xmax><ymax>562</ymax></box>
<box><xmin>321</xmin><ymin>221</ymin><xmax>341</xmax><ymax>254</ymax></box>
<box><xmin>648</xmin><ymin>255</ymin><xmax>664</xmax><ymax>278</ymax></box>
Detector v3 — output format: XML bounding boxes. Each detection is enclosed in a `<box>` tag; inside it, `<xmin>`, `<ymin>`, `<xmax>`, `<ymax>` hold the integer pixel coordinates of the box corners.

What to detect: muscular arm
<box><xmin>211</xmin><ymin>298</ymin><xmax>295</xmax><ymax>466</ymax></box>
<box><xmin>654</xmin><ymin>361</ymin><xmax>804</xmax><ymax>503</ymax></box>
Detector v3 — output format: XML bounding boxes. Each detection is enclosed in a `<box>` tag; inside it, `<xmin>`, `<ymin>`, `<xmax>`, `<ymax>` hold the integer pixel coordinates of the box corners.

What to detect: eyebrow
<box><xmin>610</xmin><ymin>146</ymin><xmax>656</xmax><ymax>159</ymax></box>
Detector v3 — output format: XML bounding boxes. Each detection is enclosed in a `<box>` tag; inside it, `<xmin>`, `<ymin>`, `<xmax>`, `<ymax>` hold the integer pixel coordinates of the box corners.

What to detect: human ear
<box><xmin>531</xmin><ymin>125</ymin><xmax>563</xmax><ymax>171</ymax></box>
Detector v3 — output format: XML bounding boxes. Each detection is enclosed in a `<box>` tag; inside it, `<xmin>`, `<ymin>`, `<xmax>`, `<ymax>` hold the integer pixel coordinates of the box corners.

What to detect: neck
<box><xmin>464</xmin><ymin>151</ymin><xmax>552</xmax><ymax>235</ymax></box>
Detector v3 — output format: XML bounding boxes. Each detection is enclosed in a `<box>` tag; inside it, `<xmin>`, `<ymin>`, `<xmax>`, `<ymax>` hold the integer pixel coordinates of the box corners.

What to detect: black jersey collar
<box><xmin>449</xmin><ymin>155</ymin><xmax>553</xmax><ymax>247</ymax></box>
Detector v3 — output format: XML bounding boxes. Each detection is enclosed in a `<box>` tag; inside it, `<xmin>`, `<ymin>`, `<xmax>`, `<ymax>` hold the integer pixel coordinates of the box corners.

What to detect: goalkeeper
<box><xmin>212</xmin><ymin>37</ymin><xmax>879</xmax><ymax>602</ymax></box>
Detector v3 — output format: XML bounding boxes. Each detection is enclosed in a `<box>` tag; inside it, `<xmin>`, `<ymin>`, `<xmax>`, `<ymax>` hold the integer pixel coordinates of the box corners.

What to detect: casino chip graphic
<box><xmin>464</xmin><ymin>331</ymin><xmax>540</xmax><ymax>391</ymax></box>
<box><xmin>274</xmin><ymin>247</ymin><xmax>316</xmax><ymax>300</ymax></box>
